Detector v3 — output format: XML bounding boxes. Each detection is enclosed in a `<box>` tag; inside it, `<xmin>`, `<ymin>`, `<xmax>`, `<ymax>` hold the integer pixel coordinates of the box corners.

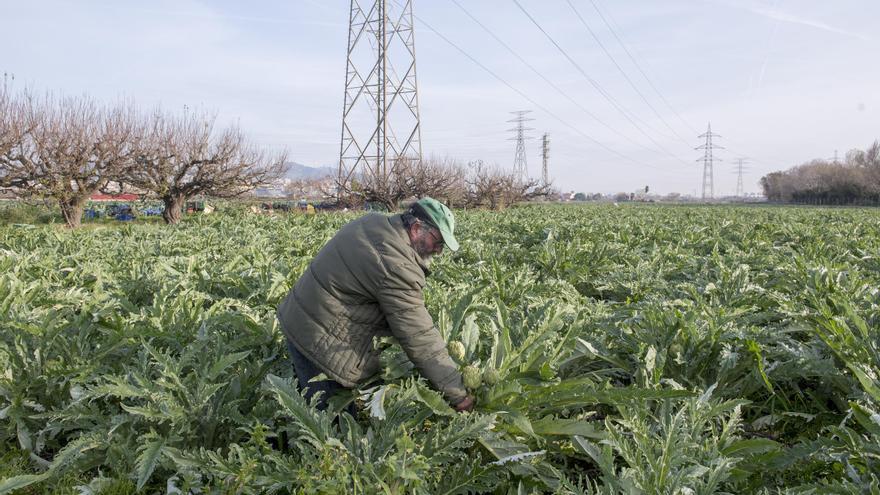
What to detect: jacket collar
<box><xmin>389</xmin><ymin>214</ymin><xmax>431</xmax><ymax>277</ymax></box>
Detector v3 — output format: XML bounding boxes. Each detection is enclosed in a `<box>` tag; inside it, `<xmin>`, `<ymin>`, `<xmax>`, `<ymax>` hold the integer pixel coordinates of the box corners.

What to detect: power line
<box><xmin>564</xmin><ymin>0</ymin><xmax>692</xmax><ymax>147</ymax></box>
<box><xmin>722</xmin><ymin>138</ymin><xmax>790</xmax><ymax>169</ymax></box>
<box><xmin>511</xmin><ymin>0</ymin><xmax>692</xmax><ymax>168</ymax></box>
<box><xmin>280</xmin><ymin>0</ymin><xmax>780</xmax><ymax>184</ymax></box>
<box><xmin>393</xmin><ymin>0</ymin><xmax>670</xmax><ymax>172</ymax></box>
<box><xmin>589</xmin><ymin>0</ymin><xmax>698</xmax><ymax>135</ymax></box>
<box><xmin>581</xmin><ymin>0</ymin><xmax>789</xmax><ymax>172</ymax></box>
<box><xmin>600</xmin><ymin>0</ymin><xmax>787</xmax><ymax>170</ymax></box>
<box><xmin>447</xmin><ymin>0</ymin><xmax>666</xmax><ymax>159</ymax></box>
<box><xmin>592</xmin><ymin>0</ymin><xmax>786</xmax><ymax>176</ymax></box>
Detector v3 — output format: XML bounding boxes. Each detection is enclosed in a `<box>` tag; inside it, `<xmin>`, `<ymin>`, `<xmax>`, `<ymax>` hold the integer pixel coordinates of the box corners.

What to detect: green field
<box><xmin>1</xmin><ymin>204</ymin><xmax>879</xmax><ymax>494</ymax></box>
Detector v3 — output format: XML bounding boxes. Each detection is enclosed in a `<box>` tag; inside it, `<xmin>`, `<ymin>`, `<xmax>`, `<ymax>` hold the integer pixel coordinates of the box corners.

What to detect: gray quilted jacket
<box><xmin>277</xmin><ymin>213</ymin><xmax>466</xmax><ymax>403</ymax></box>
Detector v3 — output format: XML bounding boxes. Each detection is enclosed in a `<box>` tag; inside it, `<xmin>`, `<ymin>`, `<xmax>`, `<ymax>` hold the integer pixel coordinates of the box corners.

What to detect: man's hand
<box><xmin>454</xmin><ymin>395</ymin><xmax>475</xmax><ymax>413</ymax></box>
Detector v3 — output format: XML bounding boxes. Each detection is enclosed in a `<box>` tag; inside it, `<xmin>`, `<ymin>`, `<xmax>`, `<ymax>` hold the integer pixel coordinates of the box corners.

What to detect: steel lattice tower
<box><xmin>508</xmin><ymin>110</ymin><xmax>534</xmax><ymax>182</ymax></box>
<box><xmin>733</xmin><ymin>157</ymin><xmax>749</xmax><ymax>197</ymax></box>
<box><xmin>2</xmin><ymin>72</ymin><xmax>13</xmax><ymax>92</ymax></box>
<box><xmin>695</xmin><ymin>123</ymin><xmax>723</xmax><ymax>200</ymax></box>
<box><xmin>338</xmin><ymin>0</ymin><xmax>422</xmax><ymax>196</ymax></box>
<box><xmin>541</xmin><ymin>133</ymin><xmax>550</xmax><ymax>186</ymax></box>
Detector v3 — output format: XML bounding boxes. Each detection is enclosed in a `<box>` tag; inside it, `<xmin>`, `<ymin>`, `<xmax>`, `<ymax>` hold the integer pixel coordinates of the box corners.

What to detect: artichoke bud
<box><xmin>482</xmin><ymin>367</ymin><xmax>500</xmax><ymax>386</ymax></box>
<box><xmin>448</xmin><ymin>341</ymin><xmax>466</xmax><ymax>362</ymax></box>
<box><xmin>462</xmin><ymin>365</ymin><xmax>482</xmax><ymax>390</ymax></box>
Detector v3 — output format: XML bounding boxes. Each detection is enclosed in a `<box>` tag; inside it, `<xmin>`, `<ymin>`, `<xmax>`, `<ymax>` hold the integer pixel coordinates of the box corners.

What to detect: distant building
<box><xmin>251</xmin><ymin>186</ymin><xmax>287</xmax><ymax>198</ymax></box>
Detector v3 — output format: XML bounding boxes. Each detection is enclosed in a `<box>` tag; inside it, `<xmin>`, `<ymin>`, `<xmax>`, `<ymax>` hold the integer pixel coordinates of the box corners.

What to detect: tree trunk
<box><xmin>162</xmin><ymin>194</ymin><xmax>186</xmax><ymax>224</ymax></box>
<box><xmin>59</xmin><ymin>198</ymin><xmax>85</xmax><ymax>229</ymax></box>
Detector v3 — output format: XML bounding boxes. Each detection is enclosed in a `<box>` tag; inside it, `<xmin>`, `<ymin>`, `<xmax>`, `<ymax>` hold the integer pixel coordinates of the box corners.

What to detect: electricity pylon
<box><xmin>338</xmin><ymin>0</ymin><xmax>422</xmax><ymax>198</ymax></box>
<box><xmin>733</xmin><ymin>157</ymin><xmax>750</xmax><ymax>197</ymax></box>
<box><xmin>2</xmin><ymin>72</ymin><xmax>13</xmax><ymax>91</ymax></box>
<box><xmin>508</xmin><ymin>110</ymin><xmax>534</xmax><ymax>182</ymax></box>
<box><xmin>695</xmin><ymin>123</ymin><xmax>723</xmax><ymax>200</ymax></box>
<box><xmin>541</xmin><ymin>133</ymin><xmax>550</xmax><ymax>187</ymax></box>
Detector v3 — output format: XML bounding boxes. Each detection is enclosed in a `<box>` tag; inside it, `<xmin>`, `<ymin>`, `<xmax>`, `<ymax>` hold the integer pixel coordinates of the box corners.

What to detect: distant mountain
<box><xmin>285</xmin><ymin>162</ymin><xmax>334</xmax><ymax>181</ymax></box>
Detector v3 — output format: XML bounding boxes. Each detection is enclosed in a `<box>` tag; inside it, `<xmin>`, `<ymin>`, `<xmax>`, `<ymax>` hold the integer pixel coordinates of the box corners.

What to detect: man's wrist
<box><xmin>453</xmin><ymin>394</ymin><xmax>475</xmax><ymax>412</ymax></box>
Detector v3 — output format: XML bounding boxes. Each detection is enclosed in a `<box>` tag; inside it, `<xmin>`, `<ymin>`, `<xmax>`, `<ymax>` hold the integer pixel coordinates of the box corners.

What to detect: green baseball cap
<box><xmin>415</xmin><ymin>197</ymin><xmax>460</xmax><ymax>252</ymax></box>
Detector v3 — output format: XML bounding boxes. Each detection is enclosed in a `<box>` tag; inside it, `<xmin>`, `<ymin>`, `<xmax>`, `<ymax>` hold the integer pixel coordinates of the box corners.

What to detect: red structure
<box><xmin>89</xmin><ymin>193</ymin><xmax>139</xmax><ymax>202</ymax></box>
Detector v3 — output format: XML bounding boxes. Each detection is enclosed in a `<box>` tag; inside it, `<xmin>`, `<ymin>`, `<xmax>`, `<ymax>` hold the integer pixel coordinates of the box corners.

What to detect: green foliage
<box><xmin>1</xmin><ymin>204</ymin><xmax>880</xmax><ymax>492</ymax></box>
<box><xmin>0</xmin><ymin>202</ymin><xmax>61</xmax><ymax>225</ymax></box>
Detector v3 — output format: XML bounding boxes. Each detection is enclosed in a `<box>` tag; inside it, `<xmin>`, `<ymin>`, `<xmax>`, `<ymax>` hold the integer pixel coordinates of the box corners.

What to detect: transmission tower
<box><xmin>541</xmin><ymin>133</ymin><xmax>550</xmax><ymax>186</ymax></box>
<box><xmin>338</xmin><ymin>0</ymin><xmax>422</xmax><ymax>197</ymax></box>
<box><xmin>2</xmin><ymin>72</ymin><xmax>13</xmax><ymax>92</ymax></box>
<box><xmin>733</xmin><ymin>157</ymin><xmax>750</xmax><ymax>197</ymax></box>
<box><xmin>508</xmin><ymin>110</ymin><xmax>534</xmax><ymax>181</ymax></box>
<box><xmin>695</xmin><ymin>122</ymin><xmax>723</xmax><ymax>200</ymax></box>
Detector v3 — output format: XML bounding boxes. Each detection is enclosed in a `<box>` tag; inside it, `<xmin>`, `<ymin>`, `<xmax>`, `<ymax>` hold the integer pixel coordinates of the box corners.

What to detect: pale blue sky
<box><xmin>2</xmin><ymin>0</ymin><xmax>878</xmax><ymax>195</ymax></box>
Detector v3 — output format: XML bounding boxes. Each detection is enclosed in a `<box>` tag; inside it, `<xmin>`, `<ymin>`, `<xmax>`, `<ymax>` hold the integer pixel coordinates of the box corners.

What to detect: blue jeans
<box><xmin>286</xmin><ymin>339</ymin><xmax>356</xmax><ymax>416</ymax></box>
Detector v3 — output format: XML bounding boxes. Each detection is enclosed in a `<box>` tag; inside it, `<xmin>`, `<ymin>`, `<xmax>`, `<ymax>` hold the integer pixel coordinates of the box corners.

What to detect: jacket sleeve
<box><xmin>376</xmin><ymin>272</ymin><xmax>467</xmax><ymax>404</ymax></box>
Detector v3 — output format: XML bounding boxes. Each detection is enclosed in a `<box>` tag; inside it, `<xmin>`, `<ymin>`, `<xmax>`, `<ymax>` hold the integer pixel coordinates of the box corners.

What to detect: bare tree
<box><xmin>760</xmin><ymin>140</ymin><xmax>880</xmax><ymax>205</ymax></box>
<box><xmin>463</xmin><ymin>160</ymin><xmax>506</xmax><ymax>209</ymax></box>
<box><xmin>284</xmin><ymin>176</ymin><xmax>335</xmax><ymax>201</ymax></box>
<box><xmin>404</xmin><ymin>156</ymin><xmax>467</xmax><ymax>206</ymax></box>
<box><xmin>129</xmin><ymin>110</ymin><xmax>288</xmax><ymax>224</ymax></box>
<box><xmin>849</xmin><ymin>141</ymin><xmax>880</xmax><ymax>198</ymax></box>
<box><xmin>0</xmin><ymin>91</ymin><xmax>136</xmax><ymax>228</ymax></box>
<box><xmin>336</xmin><ymin>155</ymin><xmax>469</xmax><ymax>210</ymax></box>
<box><xmin>464</xmin><ymin>160</ymin><xmax>550</xmax><ymax>210</ymax></box>
<box><xmin>337</xmin><ymin>155</ymin><xmax>555</xmax><ymax>211</ymax></box>
<box><xmin>760</xmin><ymin>172</ymin><xmax>788</xmax><ymax>202</ymax></box>
<box><xmin>335</xmin><ymin>157</ymin><xmax>408</xmax><ymax>210</ymax></box>
<box><xmin>867</xmin><ymin>141</ymin><xmax>880</xmax><ymax>169</ymax></box>
<box><xmin>0</xmin><ymin>87</ymin><xmax>24</xmax><ymax>185</ymax></box>
<box><xmin>283</xmin><ymin>178</ymin><xmax>310</xmax><ymax>200</ymax></box>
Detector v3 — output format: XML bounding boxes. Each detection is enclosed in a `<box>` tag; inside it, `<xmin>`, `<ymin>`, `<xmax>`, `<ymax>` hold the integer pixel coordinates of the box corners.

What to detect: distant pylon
<box><xmin>695</xmin><ymin>123</ymin><xmax>723</xmax><ymax>200</ymax></box>
<box><xmin>2</xmin><ymin>72</ymin><xmax>13</xmax><ymax>91</ymax></box>
<box><xmin>541</xmin><ymin>133</ymin><xmax>550</xmax><ymax>186</ymax></box>
<box><xmin>733</xmin><ymin>157</ymin><xmax>749</xmax><ymax>197</ymax></box>
<box><xmin>508</xmin><ymin>110</ymin><xmax>534</xmax><ymax>181</ymax></box>
<box><xmin>338</xmin><ymin>0</ymin><xmax>422</xmax><ymax>198</ymax></box>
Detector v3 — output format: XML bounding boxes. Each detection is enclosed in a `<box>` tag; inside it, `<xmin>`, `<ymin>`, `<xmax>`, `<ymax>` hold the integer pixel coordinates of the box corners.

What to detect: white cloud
<box><xmin>744</xmin><ymin>6</ymin><xmax>872</xmax><ymax>42</ymax></box>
